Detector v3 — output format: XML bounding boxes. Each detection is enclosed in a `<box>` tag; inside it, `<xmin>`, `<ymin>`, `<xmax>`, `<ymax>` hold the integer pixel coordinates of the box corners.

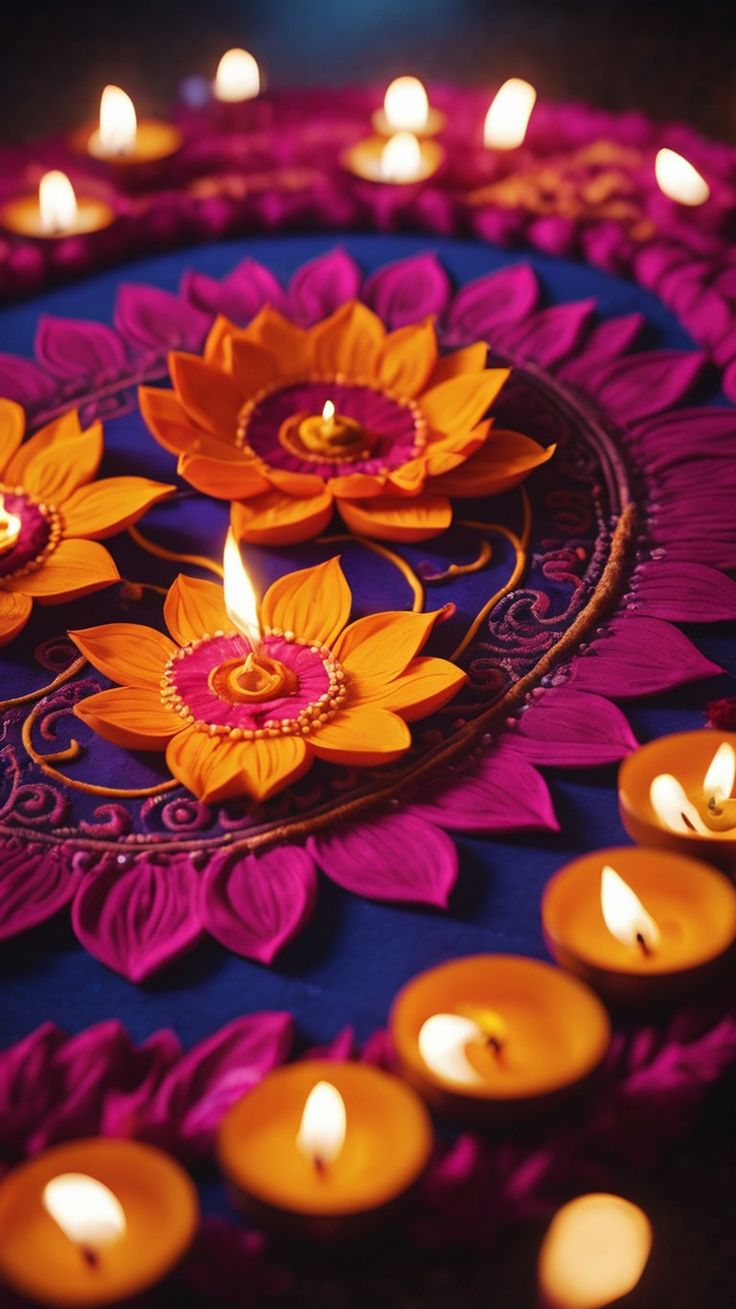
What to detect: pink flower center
<box><xmin>0</xmin><ymin>485</ymin><xmax>61</xmax><ymax>580</ymax></box>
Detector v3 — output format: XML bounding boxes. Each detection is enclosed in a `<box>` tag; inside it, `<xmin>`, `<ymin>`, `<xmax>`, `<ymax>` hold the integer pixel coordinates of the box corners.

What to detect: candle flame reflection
<box><xmin>538</xmin><ymin>1193</ymin><xmax>652</xmax><ymax>1309</ymax></box>
<box><xmin>703</xmin><ymin>742</ymin><xmax>736</xmax><ymax>809</ymax></box>
<box><xmin>600</xmin><ymin>866</ymin><xmax>661</xmax><ymax>953</ymax></box>
<box><xmin>0</xmin><ymin>494</ymin><xmax>21</xmax><ymax>551</ymax></box>
<box><xmin>43</xmin><ymin>1173</ymin><xmax>126</xmax><ymax>1252</ymax></box>
<box><xmin>655</xmin><ymin>148</ymin><xmax>710</xmax><ymax>206</ymax></box>
<box><xmin>483</xmin><ymin>78</ymin><xmax>537</xmax><ymax>149</ymax></box>
<box><xmin>38</xmin><ymin>171</ymin><xmax>78</xmax><ymax>236</ymax></box>
<box><xmin>384</xmin><ymin>76</ymin><xmax>429</xmax><ymax>133</ymax></box>
<box><xmin>380</xmin><ymin>131</ymin><xmax>422</xmax><ymax>182</ymax></box>
<box><xmin>223</xmin><ymin>528</ymin><xmax>261</xmax><ymax>649</ymax></box>
<box><xmin>214</xmin><ymin>49</ymin><xmax>260</xmax><ymax>103</ymax></box>
<box><xmin>296</xmin><ymin>1081</ymin><xmax>347</xmax><ymax>1167</ymax></box>
<box><xmin>98</xmin><ymin>85</ymin><xmax>137</xmax><ymax>156</ymax></box>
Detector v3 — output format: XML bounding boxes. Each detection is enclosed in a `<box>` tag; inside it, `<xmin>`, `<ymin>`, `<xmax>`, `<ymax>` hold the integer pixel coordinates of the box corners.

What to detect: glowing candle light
<box><xmin>649</xmin><ymin>773</ymin><xmax>710</xmax><ymax>835</ymax></box>
<box><xmin>380</xmin><ymin>131</ymin><xmax>423</xmax><ymax>183</ymax></box>
<box><xmin>538</xmin><ymin>1193</ymin><xmax>652</xmax><ymax>1309</ymax></box>
<box><xmin>0</xmin><ymin>494</ymin><xmax>22</xmax><ymax>552</ymax></box>
<box><xmin>384</xmin><ymin>76</ymin><xmax>430</xmax><ymax>133</ymax></box>
<box><xmin>483</xmin><ymin>78</ymin><xmax>537</xmax><ymax>149</ymax></box>
<box><xmin>223</xmin><ymin>527</ymin><xmax>261</xmax><ymax>650</ymax></box>
<box><xmin>95</xmin><ymin>85</ymin><xmax>137</xmax><ymax>157</ymax></box>
<box><xmin>42</xmin><ymin>1174</ymin><xmax>126</xmax><ymax>1259</ymax></box>
<box><xmin>296</xmin><ymin>1081</ymin><xmax>347</xmax><ymax>1169</ymax></box>
<box><xmin>214</xmin><ymin>48</ymin><xmax>261</xmax><ymax>102</ymax></box>
<box><xmin>649</xmin><ymin>741</ymin><xmax>736</xmax><ymax>837</ymax></box>
<box><xmin>39</xmin><ymin>171</ymin><xmax>78</xmax><ymax>235</ymax></box>
<box><xmin>74</xmin><ymin>86</ymin><xmax>181</xmax><ymax>166</ymax></box>
<box><xmin>0</xmin><ymin>169</ymin><xmax>115</xmax><ymax>239</ymax></box>
<box><xmin>704</xmin><ymin>740</ymin><xmax>736</xmax><ymax>810</ymax></box>
<box><xmin>417</xmin><ymin>1009</ymin><xmax>507</xmax><ymax>1088</ymax></box>
<box><xmin>620</xmin><ymin>732</ymin><xmax>736</xmax><ymax>868</ymax></box>
<box><xmin>655</xmin><ymin>148</ymin><xmax>710</xmax><ymax>206</ymax></box>
<box><xmin>600</xmin><ymin>866</ymin><xmax>661</xmax><ymax>955</ymax></box>
<box><xmin>320</xmin><ymin>398</ymin><xmax>336</xmax><ymax>436</ymax></box>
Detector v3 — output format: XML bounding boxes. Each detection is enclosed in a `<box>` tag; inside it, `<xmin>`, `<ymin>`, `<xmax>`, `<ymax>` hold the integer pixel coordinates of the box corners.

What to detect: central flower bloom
<box><xmin>139</xmin><ymin>300</ymin><xmax>555</xmax><ymax>547</ymax></box>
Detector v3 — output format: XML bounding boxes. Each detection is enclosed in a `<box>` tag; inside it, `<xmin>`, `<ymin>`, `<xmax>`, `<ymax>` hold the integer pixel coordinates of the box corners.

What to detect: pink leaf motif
<box><xmin>200</xmin><ymin>846</ymin><xmax>317</xmax><ymax>964</ymax></box>
<box><xmin>411</xmin><ymin>748</ymin><xmax>559</xmax><ymax>834</ymax></box>
<box><xmin>0</xmin><ymin>839</ymin><xmax>79</xmax><ymax>940</ymax></box>
<box><xmin>566</xmin><ymin>617</ymin><xmax>722</xmax><ymax>698</ymax></box>
<box><xmin>287</xmin><ymin>248</ymin><xmax>361</xmax><ymax>325</ymax></box>
<box><xmin>558</xmin><ymin>313</ymin><xmax>645</xmax><ymax>380</ymax></box>
<box><xmin>0</xmin><ymin>354</ymin><xmax>54</xmax><ymax>411</ymax></box>
<box><xmin>114</xmin><ymin>284</ymin><xmax>212</xmax><ymax>353</ymax></box>
<box><xmin>180</xmin><ymin>258</ymin><xmax>286</xmax><ymax>324</ymax></box>
<box><xmin>71</xmin><ymin>856</ymin><xmax>204</xmax><ymax>982</ymax></box>
<box><xmin>495</xmin><ymin>299</ymin><xmax>595</xmax><ymax>368</ymax></box>
<box><xmin>362</xmin><ymin>253</ymin><xmax>451</xmax><ymax>328</ymax></box>
<box><xmin>632</xmin><ymin>562</ymin><xmax>736</xmax><ymax>623</ymax></box>
<box><xmin>571</xmin><ymin>350</ymin><xmax>706</xmax><ymax>424</ymax></box>
<box><xmin>500</xmin><ymin>689</ymin><xmax>638</xmax><ymax>766</ymax></box>
<box><xmin>647</xmin><ymin>496</ymin><xmax>736</xmax><ymax>570</ymax></box>
<box><xmin>100</xmin><ymin>1029</ymin><xmax>182</xmax><ymax>1140</ymax></box>
<box><xmin>0</xmin><ymin>1023</ymin><xmax>64</xmax><ymax>1157</ymax></box>
<box><xmin>632</xmin><ymin>407</ymin><xmax>736</xmax><ymax>471</ymax></box>
<box><xmin>309</xmin><ymin>812</ymin><xmax>458</xmax><ymax>907</ymax></box>
<box><xmin>447</xmin><ymin>265</ymin><xmax>540</xmax><ymax>342</ymax></box>
<box><xmin>28</xmin><ymin>1021</ymin><xmax>138</xmax><ymax>1151</ymax></box>
<box><xmin>35</xmin><ymin>316</ymin><xmax>129</xmax><ymax>383</ymax></box>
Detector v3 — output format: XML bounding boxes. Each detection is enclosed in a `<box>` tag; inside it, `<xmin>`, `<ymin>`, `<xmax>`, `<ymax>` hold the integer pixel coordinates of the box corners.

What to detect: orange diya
<box><xmin>70</xmin><ymin>85</ymin><xmax>182</xmax><ymax>166</ymax></box>
<box><xmin>0</xmin><ymin>170</ymin><xmax>115</xmax><ymax>239</ymax></box>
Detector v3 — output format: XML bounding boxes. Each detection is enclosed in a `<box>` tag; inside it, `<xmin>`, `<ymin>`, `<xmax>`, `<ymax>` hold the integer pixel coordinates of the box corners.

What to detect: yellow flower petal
<box><xmin>428</xmin><ymin>429</ymin><xmax>556</xmax><ymax>497</ymax></box>
<box><xmin>166</xmin><ymin>727</ymin><xmax>310</xmax><ymax>803</ymax></box>
<box><xmin>5</xmin><ymin>538</ymin><xmax>118</xmax><ymax>602</ymax></box>
<box><xmin>227</xmin><ymin>336</ymin><xmax>280</xmax><ymax>398</ymax></box>
<box><xmin>178</xmin><ymin>451</ymin><xmax>270</xmax><ymax>501</ymax></box>
<box><xmin>353</xmin><ymin>655</ymin><xmax>466</xmax><ymax>721</ymax></box>
<box><xmin>267</xmin><ymin>468</ymin><xmax>326</xmax><ymax>497</ymax></box>
<box><xmin>261</xmin><ymin>556</ymin><xmax>351</xmax><ymax>649</ymax></box>
<box><xmin>309</xmin><ymin>301</ymin><xmax>385</xmax><ymax>380</ymax></box>
<box><xmin>337</xmin><ymin>492</ymin><xmax>451</xmax><ymax>542</ymax></box>
<box><xmin>231</xmin><ymin>486</ymin><xmax>334</xmax><ymax>546</ymax></box>
<box><xmin>10</xmin><ymin>422</ymin><xmax>103</xmax><ymax>503</ymax></box>
<box><xmin>0</xmin><ymin>589</ymin><xmax>32</xmax><ymax>647</ymax></box>
<box><xmin>308</xmin><ymin>705</ymin><xmax>410</xmax><ymax>766</ymax></box>
<box><xmin>69</xmin><ymin>622</ymin><xmax>177</xmax><ymax>690</ymax></box>
<box><xmin>204</xmin><ymin>314</ymin><xmax>241</xmax><ymax>368</ymax></box>
<box><xmin>74</xmin><ymin>686</ymin><xmax>180</xmax><ymax>750</ymax></box>
<box><xmin>60</xmin><ymin>477</ymin><xmax>175</xmax><ymax>540</ymax></box>
<box><xmin>426</xmin><ymin>341</ymin><xmax>488</xmax><ymax>388</ymax></box>
<box><xmin>244</xmin><ymin>306</ymin><xmax>310</xmax><ymax>377</ymax></box>
<box><xmin>164</xmin><ymin>574</ymin><xmax>229</xmax><ymax>646</ymax></box>
<box><xmin>419</xmin><ymin>369</ymin><xmax>510</xmax><ymax>438</ymax></box>
<box><xmin>169</xmin><ymin>352</ymin><xmax>243</xmax><ymax>441</ymax></box>
<box><xmin>378</xmin><ymin>318</ymin><xmax>438</xmax><ymax>396</ymax></box>
<box><xmin>334</xmin><ymin>608</ymin><xmax>440</xmax><ymax>688</ymax></box>
<box><xmin>326</xmin><ymin>472</ymin><xmax>387</xmax><ymax>500</ymax></box>
<box><xmin>139</xmin><ymin>386</ymin><xmax>235</xmax><ymax>459</ymax></box>
<box><xmin>238</xmin><ymin>734</ymin><xmax>311</xmax><ymax>802</ymax></box>
<box><xmin>5</xmin><ymin>409</ymin><xmax>82</xmax><ymax>485</ymax></box>
<box><xmin>0</xmin><ymin>399</ymin><xmax>25</xmax><ymax>477</ymax></box>
<box><xmin>386</xmin><ymin>458</ymin><xmax>428</xmax><ymax>495</ymax></box>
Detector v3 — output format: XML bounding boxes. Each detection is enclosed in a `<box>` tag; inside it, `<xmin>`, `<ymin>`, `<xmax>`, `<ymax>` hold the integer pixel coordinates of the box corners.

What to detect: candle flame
<box><xmin>703</xmin><ymin>742</ymin><xmax>736</xmax><ymax>808</ymax></box>
<box><xmin>384</xmin><ymin>76</ymin><xmax>429</xmax><ymax>133</ymax></box>
<box><xmin>650</xmin><ymin>773</ymin><xmax>712</xmax><ymax>835</ymax></box>
<box><xmin>43</xmin><ymin>1174</ymin><xmax>126</xmax><ymax>1252</ymax></box>
<box><xmin>214</xmin><ymin>48</ymin><xmax>260</xmax><ymax>102</ymax></box>
<box><xmin>0</xmin><ymin>494</ymin><xmax>21</xmax><ymax>551</ymax></box>
<box><xmin>600</xmin><ymin>866</ymin><xmax>661</xmax><ymax>953</ymax></box>
<box><xmin>418</xmin><ymin>1012</ymin><xmax>491</xmax><ymax>1086</ymax></box>
<box><xmin>380</xmin><ymin>131</ymin><xmax>422</xmax><ymax>183</ymax></box>
<box><xmin>223</xmin><ymin>529</ymin><xmax>261</xmax><ymax>648</ymax></box>
<box><xmin>655</xmin><ymin>148</ymin><xmax>710</xmax><ymax>206</ymax></box>
<box><xmin>321</xmin><ymin>399</ymin><xmax>336</xmax><ymax>428</ymax></box>
<box><xmin>538</xmin><ymin>1193</ymin><xmax>652</xmax><ymax>1309</ymax></box>
<box><xmin>38</xmin><ymin>171</ymin><xmax>78</xmax><ymax>236</ymax></box>
<box><xmin>98</xmin><ymin>85</ymin><xmax>137</xmax><ymax>156</ymax></box>
<box><xmin>483</xmin><ymin>78</ymin><xmax>537</xmax><ymax>149</ymax></box>
<box><xmin>296</xmin><ymin>1081</ymin><xmax>346</xmax><ymax>1167</ymax></box>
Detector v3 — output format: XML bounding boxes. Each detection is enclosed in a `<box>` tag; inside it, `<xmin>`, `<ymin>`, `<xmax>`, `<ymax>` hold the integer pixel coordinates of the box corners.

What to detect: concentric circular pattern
<box><xmin>0</xmin><ymin>486</ymin><xmax>61</xmax><ymax>580</ymax></box>
<box><xmin>161</xmin><ymin>630</ymin><xmax>347</xmax><ymax>740</ymax></box>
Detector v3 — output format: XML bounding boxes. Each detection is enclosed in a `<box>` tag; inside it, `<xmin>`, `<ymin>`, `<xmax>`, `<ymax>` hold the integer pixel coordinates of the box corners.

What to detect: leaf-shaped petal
<box><xmin>0</xmin><ymin>839</ymin><xmax>79</xmax><ymax>940</ymax></box>
<box><xmin>500</xmin><ymin>689</ymin><xmax>638</xmax><ymax>766</ymax></box>
<box><xmin>496</xmin><ymin>299</ymin><xmax>595</xmax><ymax>367</ymax></box>
<box><xmin>115</xmin><ymin>284</ymin><xmax>212</xmax><ymax>353</ymax></box>
<box><xmin>309</xmin><ymin>812</ymin><xmax>458</xmax><ymax>907</ymax></box>
<box><xmin>261</xmin><ymin>556</ymin><xmax>351</xmax><ymax>649</ymax></box>
<box><xmin>287</xmin><ymin>248</ymin><xmax>361</xmax><ymax>326</ymax></box>
<box><xmin>630</xmin><ymin>563</ymin><xmax>736</xmax><ymax>623</ymax></box>
<box><xmin>35</xmin><ymin>316</ymin><xmax>128</xmax><ymax>381</ymax></box>
<box><xmin>447</xmin><ymin>265</ymin><xmax>540</xmax><ymax>341</ymax></box>
<box><xmin>566</xmin><ymin>617</ymin><xmax>722</xmax><ymax>698</ymax></box>
<box><xmin>201</xmin><ymin>847</ymin><xmax>317</xmax><ymax>963</ymax></box>
<box><xmin>411</xmin><ymin>747</ymin><xmax>559</xmax><ymax>834</ymax></box>
<box><xmin>363</xmin><ymin>253</ymin><xmax>451</xmax><ymax>328</ymax></box>
<box><xmin>0</xmin><ymin>355</ymin><xmax>54</xmax><ymax>410</ymax></box>
<box><xmin>573</xmin><ymin>351</ymin><xmax>706</xmax><ymax>424</ymax></box>
<box><xmin>164</xmin><ymin>574</ymin><xmax>229</xmax><ymax>646</ymax></box>
<box><xmin>181</xmin><ymin>258</ymin><xmax>286</xmax><ymax>323</ymax></box>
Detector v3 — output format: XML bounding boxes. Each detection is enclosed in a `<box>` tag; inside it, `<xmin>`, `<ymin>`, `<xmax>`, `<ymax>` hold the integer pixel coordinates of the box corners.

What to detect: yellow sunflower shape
<box><xmin>0</xmin><ymin>400</ymin><xmax>175</xmax><ymax>647</ymax></box>
<box><xmin>70</xmin><ymin>552</ymin><xmax>466</xmax><ymax>804</ymax></box>
<box><xmin>139</xmin><ymin>301</ymin><xmax>554</xmax><ymax>546</ymax></box>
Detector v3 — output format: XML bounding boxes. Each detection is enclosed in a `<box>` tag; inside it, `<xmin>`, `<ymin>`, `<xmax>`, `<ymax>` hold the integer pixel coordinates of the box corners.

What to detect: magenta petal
<box><xmin>558</xmin><ymin>314</ymin><xmax>645</xmax><ymax>380</ymax></box>
<box><xmin>362</xmin><ymin>253</ymin><xmax>451</xmax><ymax>328</ymax></box>
<box><xmin>566</xmin><ymin>617</ymin><xmax>722</xmax><ymax>698</ymax></box>
<box><xmin>632</xmin><ymin>562</ymin><xmax>736</xmax><ymax>623</ymax></box>
<box><xmin>287</xmin><ymin>248</ymin><xmax>361</xmax><ymax>326</ymax></box>
<box><xmin>0</xmin><ymin>354</ymin><xmax>54</xmax><ymax>411</ymax></box>
<box><xmin>200</xmin><ymin>846</ymin><xmax>317</xmax><ymax>964</ymax></box>
<box><xmin>571</xmin><ymin>350</ymin><xmax>706</xmax><ymax>424</ymax></box>
<box><xmin>114</xmin><ymin>284</ymin><xmax>212</xmax><ymax>353</ymax></box>
<box><xmin>0</xmin><ymin>1023</ymin><xmax>65</xmax><ymax>1157</ymax></box>
<box><xmin>100</xmin><ymin>1029</ymin><xmax>183</xmax><ymax>1140</ymax></box>
<box><xmin>632</xmin><ymin>408</ymin><xmax>736</xmax><ymax>470</ymax></box>
<box><xmin>28</xmin><ymin>1020</ymin><xmax>135</xmax><ymax>1151</ymax></box>
<box><xmin>447</xmin><ymin>265</ymin><xmax>540</xmax><ymax>342</ymax></box>
<box><xmin>496</xmin><ymin>299</ymin><xmax>595</xmax><ymax>367</ymax></box>
<box><xmin>0</xmin><ymin>839</ymin><xmax>79</xmax><ymax>940</ymax></box>
<box><xmin>308</xmin><ymin>812</ymin><xmax>458</xmax><ymax>908</ymax></box>
<box><xmin>411</xmin><ymin>748</ymin><xmax>559</xmax><ymax>834</ymax></box>
<box><xmin>181</xmin><ymin>258</ymin><xmax>286</xmax><ymax>323</ymax></box>
<box><xmin>35</xmin><ymin>315</ymin><xmax>129</xmax><ymax>382</ymax></box>
<box><xmin>501</xmin><ymin>689</ymin><xmax>638</xmax><ymax>766</ymax></box>
<box><xmin>71</xmin><ymin>857</ymin><xmax>204</xmax><ymax>982</ymax></box>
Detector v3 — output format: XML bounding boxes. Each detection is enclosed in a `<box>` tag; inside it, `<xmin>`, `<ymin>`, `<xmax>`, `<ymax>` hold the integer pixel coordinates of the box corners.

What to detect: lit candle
<box><xmin>0</xmin><ymin>170</ymin><xmax>115</xmax><ymax>238</ymax></box>
<box><xmin>217</xmin><ymin>1060</ymin><xmax>433</xmax><ymax>1238</ymax></box>
<box><xmin>342</xmin><ymin>128</ymin><xmax>443</xmax><ymax>184</ymax></box>
<box><xmin>223</xmin><ymin>526</ymin><xmax>262</xmax><ymax>650</ymax></box>
<box><xmin>71</xmin><ymin>84</ymin><xmax>182</xmax><ymax>166</ymax></box>
<box><xmin>381</xmin><ymin>131</ymin><xmax>423</xmax><ymax>182</ymax></box>
<box><xmin>542</xmin><ymin>846</ymin><xmax>736</xmax><ymax>1005</ymax></box>
<box><xmin>654</xmin><ymin>148</ymin><xmax>710</xmax><ymax>206</ymax></box>
<box><xmin>483</xmin><ymin>77</ymin><xmax>537</xmax><ymax>149</ymax></box>
<box><xmin>619</xmin><ymin>731</ymin><xmax>736</xmax><ymax>870</ymax></box>
<box><xmin>538</xmin><ymin>1193</ymin><xmax>652</xmax><ymax>1309</ymax></box>
<box><xmin>390</xmin><ymin>955</ymin><xmax>611</xmax><ymax>1122</ymax></box>
<box><xmin>214</xmin><ymin>48</ymin><xmax>260</xmax><ymax>102</ymax></box>
<box><xmin>372</xmin><ymin>75</ymin><xmax>446</xmax><ymax>137</ymax></box>
<box><xmin>0</xmin><ymin>1139</ymin><xmax>198</xmax><ymax>1306</ymax></box>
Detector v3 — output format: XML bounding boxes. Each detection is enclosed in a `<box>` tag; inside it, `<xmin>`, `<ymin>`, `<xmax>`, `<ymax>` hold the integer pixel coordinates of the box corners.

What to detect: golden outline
<box><xmin>317</xmin><ymin>532</ymin><xmax>425</xmax><ymax>612</ymax></box>
<box><xmin>128</xmin><ymin>524</ymin><xmax>224</xmax><ymax>578</ymax></box>
<box><xmin>22</xmin><ymin>698</ymin><xmax>177</xmax><ymax>799</ymax></box>
<box><xmin>450</xmin><ymin>488</ymin><xmax>532</xmax><ymax>659</ymax></box>
<box><xmin>0</xmin><ymin>656</ymin><xmax>86</xmax><ymax>712</ymax></box>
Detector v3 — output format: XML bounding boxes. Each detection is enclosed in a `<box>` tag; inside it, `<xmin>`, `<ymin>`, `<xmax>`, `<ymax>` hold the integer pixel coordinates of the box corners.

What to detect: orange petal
<box><xmin>379</xmin><ymin>318</ymin><xmax>438</xmax><ymax>396</ymax></box>
<box><xmin>5</xmin><ymin>538</ymin><xmax>119</xmax><ymax>603</ymax></box>
<box><xmin>326</xmin><ymin>472</ymin><xmax>386</xmax><ymax>500</ymax></box>
<box><xmin>354</xmin><ymin>655</ymin><xmax>467</xmax><ymax>721</ymax></box>
<box><xmin>60</xmin><ymin>477</ymin><xmax>175</xmax><ymax>540</ymax></box>
<box><xmin>238</xmin><ymin>735</ymin><xmax>311</xmax><ymax>802</ymax></box>
<box><xmin>10</xmin><ymin>422</ymin><xmax>103</xmax><ymax>503</ymax></box>
<box><xmin>227</xmin><ymin>336</ymin><xmax>280</xmax><ymax>398</ymax></box>
<box><xmin>428</xmin><ymin>429</ymin><xmax>556</xmax><ymax>497</ymax></box>
<box><xmin>0</xmin><ymin>589</ymin><xmax>32</xmax><ymax>647</ymax></box>
<box><xmin>69</xmin><ymin>621</ymin><xmax>176</xmax><ymax>690</ymax></box>
<box><xmin>426</xmin><ymin>341</ymin><xmax>488</xmax><ymax>388</ymax></box>
<box><xmin>307</xmin><ymin>705</ymin><xmax>410</xmax><ymax>766</ymax></box>
<box><xmin>4</xmin><ymin>409</ymin><xmax>82</xmax><ymax>485</ymax></box>
<box><xmin>231</xmin><ymin>486</ymin><xmax>333</xmax><ymax>546</ymax></box>
<box><xmin>0</xmin><ymin>399</ymin><xmax>25</xmax><ymax>477</ymax></box>
<box><xmin>267</xmin><ymin>468</ymin><xmax>326</xmax><ymax>497</ymax></box>
<box><xmin>204</xmin><ymin>314</ymin><xmax>241</xmax><ymax>368</ymax></box>
<box><xmin>424</xmin><ymin>417</ymin><xmax>491</xmax><ymax>466</ymax></box>
<box><xmin>334</xmin><ymin>608</ymin><xmax>440</xmax><ymax>688</ymax></box>
<box><xmin>169</xmin><ymin>352</ymin><xmax>243</xmax><ymax>441</ymax></box>
<box><xmin>244</xmin><ymin>306</ymin><xmax>310</xmax><ymax>377</ymax></box>
<box><xmin>166</xmin><ymin>727</ymin><xmax>310</xmax><ymax>803</ymax></box>
<box><xmin>138</xmin><ymin>386</ymin><xmax>235</xmax><ymax>459</ymax></box>
<box><xmin>337</xmin><ymin>492</ymin><xmax>451</xmax><ymax>542</ymax></box>
<box><xmin>164</xmin><ymin>574</ymin><xmax>229</xmax><ymax>646</ymax></box>
<box><xmin>74</xmin><ymin>686</ymin><xmax>180</xmax><ymax>750</ymax></box>
<box><xmin>419</xmin><ymin>369</ymin><xmax>510</xmax><ymax>438</ymax></box>
<box><xmin>309</xmin><ymin>301</ymin><xmax>385</xmax><ymax>380</ymax></box>
<box><xmin>386</xmin><ymin>458</ymin><xmax>428</xmax><ymax>495</ymax></box>
<box><xmin>261</xmin><ymin>556</ymin><xmax>351</xmax><ymax>648</ymax></box>
<box><xmin>178</xmin><ymin>451</ymin><xmax>270</xmax><ymax>501</ymax></box>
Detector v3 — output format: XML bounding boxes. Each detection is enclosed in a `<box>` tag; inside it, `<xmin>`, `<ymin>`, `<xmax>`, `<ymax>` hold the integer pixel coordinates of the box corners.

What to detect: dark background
<box><xmin>0</xmin><ymin>0</ymin><xmax>735</xmax><ymax>146</ymax></box>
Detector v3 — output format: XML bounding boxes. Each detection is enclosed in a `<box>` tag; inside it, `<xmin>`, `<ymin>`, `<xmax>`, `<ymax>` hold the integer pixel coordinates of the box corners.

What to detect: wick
<box><xmin>81</xmin><ymin>1246</ymin><xmax>99</xmax><ymax>1269</ymax></box>
<box><xmin>681</xmin><ymin>811</ymin><xmax>698</xmax><ymax>833</ymax></box>
<box><xmin>486</xmin><ymin>1034</ymin><xmax>504</xmax><ymax>1057</ymax></box>
<box><xmin>708</xmin><ymin>797</ymin><xmax>723</xmax><ymax>817</ymax></box>
<box><xmin>635</xmin><ymin>931</ymin><xmax>652</xmax><ymax>957</ymax></box>
<box><xmin>313</xmin><ymin>1156</ymin><xmax>327</xmax><ymax>1177</ymax></box>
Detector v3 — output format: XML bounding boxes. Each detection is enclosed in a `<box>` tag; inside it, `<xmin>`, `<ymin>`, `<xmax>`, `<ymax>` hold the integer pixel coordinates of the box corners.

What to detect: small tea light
<box><xmin>372</xmin><ymin>75</ymin><xmax>445</xmax><ymax>137</ymax></box>
<box><xmin>619</xmin><ymin>731</ymin><xmax>736</xmax><ymax>871</ymax></box>
<box><xmin>538</xmin><ymin>1193</ymin><xmax>653</xmax><ymax>1309</ymax></box>
<box><xmin>71</xmin><ymin>84</ymin><xmax>182</xmax><ymax>165</ymax></box>
<box><xmin>654</xmin><ymin>148</ymin><xmax>710</xmax><ymax>206</ymax></box>
<box><xmin>217</xmin><ymin>1060</ymin><xmax>433</xmax><ymax>1239</ymax></box>
<box><xmin>483</xmin><ymin>77</ymin><xmax>538</xmax><ymax>149</ymax></box>
<box><xmin>0</xmin><ymin>1138</ymin><xmax>198</xmax><ymax>1306</ymax></box>
<box><xmin>0</xmin><ymin>170</ymin><xmax>115</xmax><ymax>238</ymax></box>
<box><xmin>342</xmin><ymin>129</ymin><xmax>443</xmax><ymax>185</ymax></box>
<box><xmin>214</xmin><ymin>48</ymin><xmax>261</xmax><ymax>102</ymax></box>
<box><xmin>542</xmin><ymin>846</ymin><xmax>736</xmax><ymax>1005</ymax></box>
<box><xmin>390</xmin><ymin>955</ymin><xmax>611</xmax><ymax>1122</ymax></box>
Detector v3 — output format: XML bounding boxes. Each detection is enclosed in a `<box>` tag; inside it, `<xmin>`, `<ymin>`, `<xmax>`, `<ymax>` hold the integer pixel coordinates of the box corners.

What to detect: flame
<box><xmin>38</xmin><ymin>171</ymin><xmax>78</xmax><ymax>236</ymax></box>
<box><xmin>214</xmin><ymin>48</ymin><xmax>260</xmax><ymax>103</ymax></box>
<box><xmin>538</xmin><ymin>1193</ymin><xmax>652</xmax><ymax>1309</ymax></box>
<box><xmin>483</xmin><ymin>78</ymin><xmax>537</xmax><ymax>149</ymax></box>
<box><xmin>380</xmin><ymin>131</ymin><xmax>422</xmax><ymax>183</ymax></box>
<box><xmin>703</xmin><ymin>742</ymin><xmax>736</xmax><ymax>808</ymax></box>
<box><xmin>98</xmin><ymin>85</ymin><xmax>137</xmax><ymax>156</ymax></box>
<box><xmin>296</xmin><ymin>1081</ymin><xmax>346</xmax><ymax>1167</ymax></box>
<box><xmin>223</xmin><ymin>529</ymin><xmax>261</xmax><ymax>648</ymax></box>
<box><xmin>600</xmin><ymin>866</ymin><xmax>661</xmax><ymax>952</ymax></box>
<box><xmin>655</xmin><ymin>148</ymin><xmax>710</xmax><ymax>206</ymax></box>
<box><xmin>321</xmin><ymin>399</ymin><xmax>336</xmax><ymax>431</ymax></box>
<box><xmin>418</xmin><ymin>1013</ymin><xmax>490</xmax><ymax>1087</ymax></box>
<box><xmin>650</xmin><ymin>773</ymin><xmax>711</xmax><ymax>835</ymax></box>
<box><xmin>0</xmin><ymin>494</ymin><xmax>21</xmax><ymax>550</ymax></box>
<box><xmin>43</xmin><ymin>1174</ymin><xmax>126</xmax><ymax>1251</ymax></box>
<box><xmin>383</xmin><ymin>76</ymin><xmax>429</xmax><ymax>133</ymax></box>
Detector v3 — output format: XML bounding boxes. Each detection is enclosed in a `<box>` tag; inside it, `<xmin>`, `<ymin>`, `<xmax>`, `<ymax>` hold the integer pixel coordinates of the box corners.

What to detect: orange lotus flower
<box><xmin>139</xmin><ymin>301</ymin><xmax>554</xmax><ymax>546</ymax></box>
<box><xmin>0</xmin><ymin>400</ymin><xmax>175</xmax><ymax>647</ymax></box>
<box><xmin>70</xmin><ymin>556</ymin><xmax>466</xmax><ymax>803</ymax></box>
